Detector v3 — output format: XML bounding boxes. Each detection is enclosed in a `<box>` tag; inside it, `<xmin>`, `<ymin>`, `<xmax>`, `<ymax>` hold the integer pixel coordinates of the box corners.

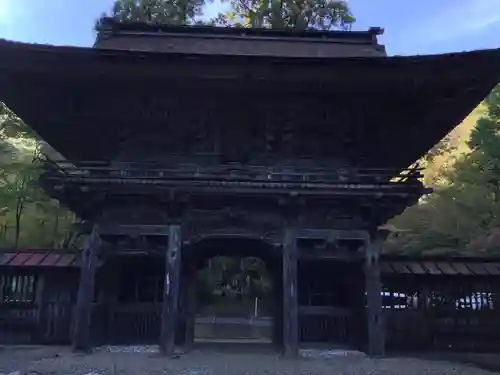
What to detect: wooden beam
<box><xmin>282</xmin><ymin>228</ymin><xmax>299</xmax><ymax>358</ymax></box>
<box><xmin>364</xmin><ymin>241</ymin><xmax>385</xmax><ymax>357</ymax></box>
<box><xmin>72</xmin><ymin>224</ymin><xmax>100</xmax><ymax>352</ymax></box>
<box><xmin>296</xmin><ymin>229</ymin><xmax>370</xmax><ymax>242</ymax></box>
<box><xmin>160</xmin><ymin>224</ymin><xmax>182</xmax><ymax>356</ymax></box>
<box><xmin>98</xmin><ymin>223</ymin><xmax>171</xmax><ymax>236</ymax></box>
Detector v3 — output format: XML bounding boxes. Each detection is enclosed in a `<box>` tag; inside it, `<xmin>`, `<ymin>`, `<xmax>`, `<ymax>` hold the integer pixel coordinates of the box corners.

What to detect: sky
<box><xmin>0</xmin><ymin>0</ymin><xmax>499</xmax><ymax>55</ymax></box>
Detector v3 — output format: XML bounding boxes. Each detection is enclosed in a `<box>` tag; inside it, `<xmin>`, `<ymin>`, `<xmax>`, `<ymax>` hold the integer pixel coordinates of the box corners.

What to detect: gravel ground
<box><xmin>0</xmin><ymin>345</ymin><xmax>496</xmax><ymax>375</ymax></box>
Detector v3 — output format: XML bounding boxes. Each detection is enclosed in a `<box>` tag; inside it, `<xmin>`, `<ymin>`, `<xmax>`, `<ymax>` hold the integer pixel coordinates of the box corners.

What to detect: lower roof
<box><xmin>2</xmin><ymin>249</ymin><xmax>500</xmax><ymax>276</ymax></box>
<box><xmin>0</xmin><ymin>40</ymin><xmax>499</xmax><ymax>168</ymax></box>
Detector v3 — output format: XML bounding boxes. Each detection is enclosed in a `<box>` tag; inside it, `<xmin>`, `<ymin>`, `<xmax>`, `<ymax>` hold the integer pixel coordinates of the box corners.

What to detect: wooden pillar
<box><xmin>102</xmin><ymin>261</ymin><xmax>120</xmax><ymax>344</ymax></box>
<box><xmin>283</xmin><ymin>228</ymin><xmax>299</xmax><ymax>358</ymax></box>
<box><xmin>364</xmin><ymin>240</ymin><xmax>385</xmax><ymax>357</ymax></box>
<box><xmin>183</xmin><ymin>272</ymin><xmax>196</xmax><ymax>350</ymax></box>
<box><xmin>35</xmin><ymin>273</ymin><xmax>46</xmax><ymax>342</ymax></box>
<box><xmin>72</xmin><ymin>224</ymin><xmax>100</xmax><ymax>352</ymax></box>
<box><xmin>160</xmin><ymin>224</ymin><xmax>182</xmax><ymax>356</ymax></box>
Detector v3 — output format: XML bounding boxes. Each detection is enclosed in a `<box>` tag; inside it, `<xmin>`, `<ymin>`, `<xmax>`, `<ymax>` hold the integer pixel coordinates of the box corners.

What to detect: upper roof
<box><xmin>98</xmin><ymin>17</ymin><xmax>383</xmax><ymax>41</ymax></box>
<box><xmin>95</xmin><ymin>18</ymin><xmax>386</xmax><ymax>58</ymax></box>
<box><xmin>0</xmin><ymin>38</ymin><xmax>499</xmax><ymax>168</ymax></box>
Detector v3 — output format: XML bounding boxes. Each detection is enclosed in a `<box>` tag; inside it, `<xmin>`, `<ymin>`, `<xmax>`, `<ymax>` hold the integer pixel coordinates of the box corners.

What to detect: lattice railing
<box><xmin>43</xmin><ymin>160</ymin><xmax>424</xmax><ymax>187</ymax></box>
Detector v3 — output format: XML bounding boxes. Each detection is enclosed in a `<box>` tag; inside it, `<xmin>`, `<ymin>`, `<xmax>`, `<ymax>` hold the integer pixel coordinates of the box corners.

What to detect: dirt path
<box><xmin>0</xmin><ymin>345</ymin><xmax>496</xmax><ymax>375</ymax></box>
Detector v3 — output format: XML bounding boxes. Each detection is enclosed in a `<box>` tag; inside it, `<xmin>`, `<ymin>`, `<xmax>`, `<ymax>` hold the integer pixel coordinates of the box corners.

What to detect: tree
<box><xmin>0</xmin><ymin>161</ymin><xmax>41</xmax><ymax>248</ymax></box>
<box><xmin>386</xmin><ymin>85</ymin><xmax>500</xmax><ymax>255</ymax></box>
<box><xmin>97</xmin><ymin>0</ymin><xmax>354</xmax><ymax>31</ymax></box>
<box><xmin>0</xmin><ymin>104</ymin><xmax>75</xmax><ymax>248</ymax></box>
<box><xmin>95</xmin><ymin>0</ymin><xmax>206</xmax><ymax>29</ymax></box>
<box><xmin>214</xmin><ymin>0</ymin><xmax>354</xmax><ymax>30</ymax></box>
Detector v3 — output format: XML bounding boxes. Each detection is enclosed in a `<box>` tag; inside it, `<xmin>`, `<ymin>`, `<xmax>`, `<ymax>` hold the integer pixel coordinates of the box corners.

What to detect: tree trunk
<box><xmin>14</xmin><ymin>197</ymin><xmax>23</xmax><ymax>249</ymax></box>
<box><xmin>52</xmin><ymin>209</ymin><xmax>60</xmax><ymax>247</ymax></box>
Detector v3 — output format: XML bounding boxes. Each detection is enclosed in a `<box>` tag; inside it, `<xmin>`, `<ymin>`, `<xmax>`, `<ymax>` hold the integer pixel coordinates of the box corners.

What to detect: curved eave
<box><xmin>0</xmin><ymin>40</ymin><xmax>500</xmax><ymax>168</ymax></box>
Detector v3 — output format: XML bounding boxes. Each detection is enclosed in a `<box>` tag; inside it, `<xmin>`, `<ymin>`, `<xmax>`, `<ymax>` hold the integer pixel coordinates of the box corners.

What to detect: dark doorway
<box><xmin>95</xmin><ymin>256</ymin><xmax>165</xmax><ymax>345</ymax></box>
<box><xmin>195</xmin><ymin>255</ymin><xmax>274</xmax><ymax>343</ymax></box>
<box><xmin>182</xmin><ymin>236</ymin><xmax>283</xmax><ymax>349</ymax></box>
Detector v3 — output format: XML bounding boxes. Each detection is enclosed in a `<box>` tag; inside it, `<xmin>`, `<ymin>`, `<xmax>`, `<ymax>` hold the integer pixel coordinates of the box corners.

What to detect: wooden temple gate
<box><xmin>1</xmin><ymin>13</ymin><xmax>500</xmax><ymax>360</ymax></box>
<box><xmin>2</xmin><ymin>250</ymin><xmax>500</xmax><ymax>353</ymax></box>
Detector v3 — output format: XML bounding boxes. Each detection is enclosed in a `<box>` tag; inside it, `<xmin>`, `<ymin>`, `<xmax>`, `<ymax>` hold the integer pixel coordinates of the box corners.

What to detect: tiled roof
<box><xmin>381</xmin><ymin>260</ymin><xmax>500</xmax><ymax>276</ymax></box>
<box><xmin>1</xmin><ymin>249</ymin><xmax>500</xmax><ymax>276</ymax></box>
<box><xmin>0</xmin><ymin>250</ymin><xmax>79</xmax><ymax>268</ymax></box>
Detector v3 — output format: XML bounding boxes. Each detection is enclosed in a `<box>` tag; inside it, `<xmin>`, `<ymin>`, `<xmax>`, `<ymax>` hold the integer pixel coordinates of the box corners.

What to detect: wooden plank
<box><xmin>72</xmin><ymin>224</ymin><xmax>100</xmax><ymax>352</ymax></box>
<box><xmin>23</xmin><ymin>252</ymin><xmax>49</xmax><ymax>267</ymax></box>
<box><xmin>451</xmin><ymin>262</ymin><xmax>473</xmax><ymax>275</ymax></box>
<box><xmin>482</xmin><ymin>263</ymin><xmax>500</xmax><ymax>276</ymax></box>
<box><xmin>39</xmin><ymin>253</ymin><xmax>62</xmax><ymax>266</ymax></box>
<box><xmin>160</xmin><ymin>225</ymin><xmax>182</xmax><ymax>356</ymax></box>
<box><xmin>9</xmin><ymin>252</ymin><xmax>32</xmax><ymax>266</ymax></box>
<box><xmin>391</xmin><ymin>262</ymin><xmax>411</xmax><ymax>274</ymax></box>
<box><xmin>183</xmin><ymin>271</ymin><xmax>196</xmax><ymax>351</ymax></box>
<box><xmin>380</xmin><ymin>262</ymin><xmax>395</xmax><ymax>274</ymax></box>
<box><xmin>282</xmin><ymin>228</ymin><xmax>299</xmax><ymax>358</ymax></box>
<box><xmin>295</xmin><ymin>229</ymin><xmax>369</xmax><ymax>241</ymax></box>
<box><xmin>99</xmin><ymin>223</ymin><xmax>172</xmax><ymax>236</ymax></box>
<box><xmin>298</xmin><ymin>306</ymin><xmax>350</xmax><ymax>316</ymax></box>
<box><xmin>35</xmin><ymin>274</ymin><xmax>46</xmax><ymax>331</ymax></box>
<box><xmin>56</xmin><ymin>254</ymin><xmax>77</xmax><ymax>267</ymax></box>
<box><xmin>435</xmin><ymin>262</ymin><xmax>457</xmax><ymax>275</ymax></box>
<box><xmin>405</xmin><ymin>262</ymin><xmax>426</xmax><ymax>275</ymax></box>
<box><xmin>0</xmin><ymin>252</ymin><xmax>17</xmax><ymax>266</ymax></box>
<box><xmin>364</xmin><ymin>242</ymin><xmax>385</xmax><ymax>357</ymax></box>
<box><xmin>467</xmin><ymin>263</ymin><xmax>489</xmax><ymax>276</ymax></box>
<box><xmin>423</xmin><ymin>262</ymin><xmax>442</xmax><ymax>275</ymax></box>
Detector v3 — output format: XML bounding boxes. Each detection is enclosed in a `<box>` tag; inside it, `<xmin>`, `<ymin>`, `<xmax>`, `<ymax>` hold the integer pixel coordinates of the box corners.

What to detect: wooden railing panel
<box><xmin>0</xmin><ymin>303</ymin><xmax>38</xmax><ymax>344</ymax></box>
<box><xmin>107</xmin><ymin>303</ymin><xmax>163</xmax><ymax>344</ymax></box>
<box><xmin>299</xmin><ymin>306</ymin><xmax>350</xmax><ymax>343</ymax></box>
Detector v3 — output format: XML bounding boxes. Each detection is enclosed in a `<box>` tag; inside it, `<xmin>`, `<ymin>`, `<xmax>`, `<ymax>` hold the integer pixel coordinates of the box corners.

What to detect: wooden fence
<box><xmin>2</xmin><ymin>256</ymin><xmax>500</xmax><ymax>352</ymax></box>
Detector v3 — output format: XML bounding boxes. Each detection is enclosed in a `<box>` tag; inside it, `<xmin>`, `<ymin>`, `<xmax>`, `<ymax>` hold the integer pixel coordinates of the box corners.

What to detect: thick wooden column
<box><xmin>364</xmin><ymin>240</ymin><xmax>385</xmax><ymax>357</ymax></box>
<box><xmin>160</xmin><ymin>224</ymin><xmax>182</xmax><ymax>356</ymax></box>
<box><xmin>72</xmin><ymin>224</ymin><xmax>100</xmax><ymax>352</ymax></box>
<box><xmin>282</xmin><ymin>228</ymin><xmax>299</xmax><ymax>358</ymax></box>
<box><xmin>183</xmin><ymin>272</ymin><xmax>196</xmax><ymax>350</ymax></box>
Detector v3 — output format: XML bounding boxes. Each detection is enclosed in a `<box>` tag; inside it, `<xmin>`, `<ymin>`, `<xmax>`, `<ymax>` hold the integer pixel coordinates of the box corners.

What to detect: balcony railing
<box><xmin>42</xmin><ymin>160</ymin><xmax>424</xmax><ymax>192</ymax></box>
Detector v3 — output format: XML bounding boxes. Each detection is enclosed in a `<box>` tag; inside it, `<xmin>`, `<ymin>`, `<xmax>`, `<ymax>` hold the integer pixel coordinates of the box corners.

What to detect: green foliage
<box><xmin>197</xmin><ymin>256</ymin><xmax>272</xmax><ymax>303</ymax></box>
<box><xmin>98</xmin><ymin>0</ymin><xmax>354</xmax><ymax>30</ymax></box>
<box><xmin>387</xmin><ymin>85</ymin><xmax>500</xmax><ymax>255</ymax></box>
<box><xmin>213</xmin><ymin>0</ymin><xmax>354</xmax><ymax>29</ymax></box>
<box><xmin>0</xmin><ymin>104</ymin><xmax>75</xmax><ymax>249</ymax></box>
<box><xmin>95</xmin><ymin>0</ymin><xmax>207</xmax><ymax>29</ymax></box>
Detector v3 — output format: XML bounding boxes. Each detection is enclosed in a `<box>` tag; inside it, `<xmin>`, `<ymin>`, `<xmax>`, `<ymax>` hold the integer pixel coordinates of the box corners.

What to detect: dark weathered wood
<box><xmin>34</xmin><ymin>273</ymin><xmax>46</xmax><ymax>341</ymax></box>
<box><xmin>298</xmin><ymin>305</ymin><xmax>350</xmax><ymax>316</ymax></box>
<box><xmin>98</xmin><ymin>223</ymin><xmax>171</xmax><ymax>236</ymax></box>
<box><xmin>183</xmin><ymin>274</ymin><xmax>196</xmax><ymax>350</ymax></box>
<box><xmin>160</xmin><ymin>224</ymin><xmax>182</xmax><ymax>356</ymax></box>
<box><xmin>282</xmin><ymin>228</ymin><xmax>299</xmax><ymax>358</ymax></box>
<box><xmin>296</xmin><ymin>229</ymin><xmax>370</xmax><ymax>241</ymax></box>
<box><xmin>364</xmin><ymin>240</ymin><xmax>385</xmax><ymax>357</ymax></box>
<box><xmin>72</xmin><ymin>224</ymin><xmax>100</xmax><ymax>352</ymax></box>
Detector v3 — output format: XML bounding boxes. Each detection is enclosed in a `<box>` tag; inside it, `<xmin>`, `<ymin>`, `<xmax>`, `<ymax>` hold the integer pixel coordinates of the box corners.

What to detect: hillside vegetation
<box><xmin>386</xmin><ymin>85</ymin><xmax>500</xmax><ymax>256</ymax></box>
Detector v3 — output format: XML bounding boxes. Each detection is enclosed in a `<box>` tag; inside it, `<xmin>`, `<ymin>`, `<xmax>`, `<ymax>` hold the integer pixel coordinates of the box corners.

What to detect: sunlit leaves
<box><xmin>0</xmin><ymin>105</ymin><xmax>74</xmax><ymax>248</ymax></box>
<box><xmin>215</xmin><ymin>0</ymin><xmax>354</xmax><ymax>30</ymax></box>
<box><xmin>98</xmin><ymin>0</ymin><xmax>354</xmax><ymax>31</ymax></box>
<box><xmin>96</xmin><ymin>0</ymin><xmax>207</xmax><ymax>29</ymax></box>
<box><xmin>386</xmin><ymin>85</ymin><xmax>500</xmax><ymax>255</ymax></box>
